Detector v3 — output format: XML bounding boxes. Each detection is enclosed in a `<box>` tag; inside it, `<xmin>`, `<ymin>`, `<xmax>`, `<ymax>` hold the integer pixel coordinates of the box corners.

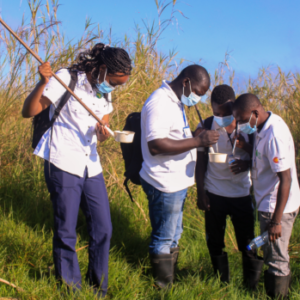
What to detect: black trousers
<box><xmin>205</xmin><ymin>191</ymin><xmax>256</xmax><ymax>258</ymax></box>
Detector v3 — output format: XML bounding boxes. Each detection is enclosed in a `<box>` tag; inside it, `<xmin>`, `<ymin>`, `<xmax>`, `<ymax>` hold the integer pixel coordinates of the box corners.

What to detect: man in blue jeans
<box><xmin>140</xmin><ymin>64</ymin><xmax>219</xmax><ymax>288</ymax></box>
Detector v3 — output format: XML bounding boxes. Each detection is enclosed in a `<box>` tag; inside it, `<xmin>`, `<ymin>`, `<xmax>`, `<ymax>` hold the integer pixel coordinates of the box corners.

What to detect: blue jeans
<box><xmin>44</xmin><ymin>162</ymin><xmax>112</xmax><ymax>296</ymax></box>
<box><xmin>140</xmin><ymin>176</ymin><xmax>187</xmax><ymax>255</ymax></box>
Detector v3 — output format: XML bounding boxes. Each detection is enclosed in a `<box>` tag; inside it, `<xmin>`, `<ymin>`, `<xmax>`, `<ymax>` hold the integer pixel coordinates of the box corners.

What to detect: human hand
<box><xmin>193</xmin><ymin>127</ymin><xmax>205</xmax><ymax>137</ymax></box>
<box><xmin>230</xmin><ymin>159</ymin><xmax>250</xmax><ymax>174</ymax></box>
<box><xmin>195</xmin><ymin>130</ymin><xmax>219</xmax><ymax>148</ymax></box>
<box><xmin>38</xmin><ymin>62</ymin><xmax>52</xmax><ymax>85</ymax></box>
<box><xmin>235</xmin><ymin>134</ymin><xmax>246</xmax><ymax>149</ymax></box>
<box><xmin>265</xmin><ymin>222</ymin><xmax>282</xmax><ymax>242</ymax></box>
<box><xmin>197</xmin><ymin>192</ymin><xmax>210</xmax><ymax>211</ymax></box>
<box><xmin>96</xmin><ymin>122</ymin><xmax>110</xmax><ymax>142</ymax></box>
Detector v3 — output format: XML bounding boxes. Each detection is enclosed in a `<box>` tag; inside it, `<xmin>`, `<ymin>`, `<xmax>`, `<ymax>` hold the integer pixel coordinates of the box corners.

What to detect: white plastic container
<box><xmin>105</xmin><ymin>126</ymin><xmax>135</xmax><ymax>143</ymax></box>
<box><xmin>114</xmin><ymin>130</ymin><xmax>135</xmax><ymax>143</ymax></box>
<box><xmin>209</xmin><ymin>153</ymin><xmax>227</xmax><ymax>163</ymax></box>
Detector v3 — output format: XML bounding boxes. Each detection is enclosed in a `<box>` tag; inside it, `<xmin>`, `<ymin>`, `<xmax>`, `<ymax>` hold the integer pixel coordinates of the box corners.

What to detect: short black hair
<box><xmin>233</xmin><ymin>93</ymin><xmax>261</xmax><ymax>112</ymax></box>
<box><xmin>177</xmin><ymin>64</ymin><xmax>210</xmax><ymax>87</ymax></box>
<box><xmin>211</xmin><ymin>84</ymin><xmax>235</xmax><ymax>105</ymax></box>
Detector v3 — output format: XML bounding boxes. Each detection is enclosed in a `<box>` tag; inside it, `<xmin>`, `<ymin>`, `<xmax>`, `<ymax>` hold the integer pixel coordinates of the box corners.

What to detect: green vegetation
<box><xmin>0</xmin><ymin>1</ymin><xmax>300</xmax><ymax>299</ymax></box>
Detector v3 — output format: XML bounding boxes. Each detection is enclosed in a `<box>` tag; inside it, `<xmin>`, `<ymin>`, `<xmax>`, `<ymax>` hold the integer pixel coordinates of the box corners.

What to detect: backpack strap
<box><xmin>48</xmin><ymin>70</ymin><xmax>78</xmax><ymax>177</ymax></box>
<box><xmin>200</xmin><ymin>116</ymin><xmax>214</xmax><ymax>171</ymax></box>
<box><xmin>49</xmin><ymin>70</ymin><xmax>78</xmax><ymax>126</ymax></box>
<box><xmin>203</xmin><ymin>116</ymin><xmax>214</xmax><ymax>130</ymax></box>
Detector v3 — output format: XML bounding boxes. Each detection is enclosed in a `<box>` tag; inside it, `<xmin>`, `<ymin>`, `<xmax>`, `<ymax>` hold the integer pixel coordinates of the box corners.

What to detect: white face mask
<box><xmin>239</xmin><ymin>112</ymin><xmax>257</xmax><ymax>134</ymax></box>
<box><xmin>181</xmin><ymin>81</ymin><xmax>202</xmax><ymax>106</ymax></box>
<box><xmin>98</xmin><ymin>69</ymin><xmax>115</xmax><ymax>93</ymax></box>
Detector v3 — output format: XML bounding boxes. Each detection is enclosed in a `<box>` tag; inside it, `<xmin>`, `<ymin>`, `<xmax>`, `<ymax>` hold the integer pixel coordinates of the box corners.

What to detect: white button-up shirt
<box><xmin>252</xmin><ymin>112</ymin><xmax>300</xmax><ymax>213</ymax></box>
<box><xmin>34</xmin><ymin>69</ymin><xmax>113</xmax><ymax>177</ymax></box>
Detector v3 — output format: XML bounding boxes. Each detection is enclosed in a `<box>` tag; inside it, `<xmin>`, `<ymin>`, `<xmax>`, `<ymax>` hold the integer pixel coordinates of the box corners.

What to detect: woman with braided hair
<box><xmin>22</xmin><ymin>43</ymin><xmax>132</xmax><ymax>297</ymax></box>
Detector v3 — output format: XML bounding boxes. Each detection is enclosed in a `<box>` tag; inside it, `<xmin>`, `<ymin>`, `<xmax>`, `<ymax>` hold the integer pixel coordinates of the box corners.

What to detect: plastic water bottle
<box><xmin>247</xmin><ymin>231</ymin><xmax>269</xmax><ymax>250</ymax></box>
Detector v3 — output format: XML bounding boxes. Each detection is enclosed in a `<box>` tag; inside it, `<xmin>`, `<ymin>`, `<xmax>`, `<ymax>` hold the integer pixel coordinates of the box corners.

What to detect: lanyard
<box><xmin>227</xmin><ymin>132</ymin><xmax>234</xmax><ymax>148</ymax></box>
<box><xmin>253</xmin><ymin>133</ymin><xmax>262</xmax><ymax>168</ymax></box>
<box><xmin>181</xmin><ymin>105</ymin><xmax>188</xmax><ymax>127</ymax></box>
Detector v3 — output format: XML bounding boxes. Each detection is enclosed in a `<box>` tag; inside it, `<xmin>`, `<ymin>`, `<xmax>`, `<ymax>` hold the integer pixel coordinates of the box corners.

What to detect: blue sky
<box><xmin>1</xmin><ymin>0</ymin><xmax>299</xmax><ymax>88</ymax></box>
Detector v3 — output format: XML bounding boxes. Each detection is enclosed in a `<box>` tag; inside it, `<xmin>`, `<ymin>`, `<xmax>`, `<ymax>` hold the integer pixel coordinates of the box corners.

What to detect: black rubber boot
<box><xmin>150</xmin><ymin>253</ymin><xmax>174</xmax><ymax>289</ymax></box>
<box><xmin>170</xmin><ymin>247</ymin><xmax>180</xmax><ymax>280</ymax></box>
<box><xmin>242</xmin><ymin>255</ymin><xmax>264</xmax><ymax>289</ymax></box>
<box><xmin>264</xmin><ymin>270</ymin><xmax>291</xmax><ymax>299</ymax></box>
<box><xmin>210</xmin><ymin>252</ymin><xmax>230</xmax><ymax>283</ymax></box>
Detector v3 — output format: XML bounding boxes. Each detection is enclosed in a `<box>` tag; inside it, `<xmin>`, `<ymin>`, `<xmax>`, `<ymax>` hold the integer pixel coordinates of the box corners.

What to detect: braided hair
<box><xmin>69</xmin><ymin>43</ymin><xmax>132</xmax><ymax>90</ymax></box>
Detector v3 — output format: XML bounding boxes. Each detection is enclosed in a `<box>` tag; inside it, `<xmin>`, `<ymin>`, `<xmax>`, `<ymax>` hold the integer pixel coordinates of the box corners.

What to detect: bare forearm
<box><xmin>272</xmin><ymin>173</ymin><xmax>291</xmax><ymax>223</ymax></box>
<box><xmin>22</xmin><ymin>80</ymin><xmax>48</xmax><ymax>118</ymax></box>
<box><xmin>148</xmin><ymin>137</ymin><xmax>199</xmax><ymax>156</ymax></box>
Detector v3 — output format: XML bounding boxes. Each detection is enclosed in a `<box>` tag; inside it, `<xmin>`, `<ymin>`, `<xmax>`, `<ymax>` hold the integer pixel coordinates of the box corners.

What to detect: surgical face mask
<box><xmin>239</xmin><ymin>112</ymin><xmax>257</xmax><ymax>134</ymax></box>
<box><xmin>214</xmin><ymin>115</ymin><xmax>234</xmax><ymax>127</ymax></box>
<box><xmin>98</xmin><ymin>69</ymin><xmax>115</xmax><ymax>93</ymax></box>
<box><xmin>181</xmin><ymin>81</ymin><xmax>202</xmax><ymax>107</ymax></box>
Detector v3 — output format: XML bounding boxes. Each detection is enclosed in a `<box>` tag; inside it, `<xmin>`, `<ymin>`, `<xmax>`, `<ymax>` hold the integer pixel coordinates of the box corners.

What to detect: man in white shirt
<box><xmin>196</xmin><ymin>84</ymin><xmax>263</xmax><ymax>289</ymax></box>
<box><xmin>233</xmin><ymin>93</ymin><xmax>300</xmax><ymax>299</ymax></box>
<box><xmin>22</xmin><ymin>43</ymin><xmax>132</xmax><ymax>298</ymax></box>
<box><xmin>140</xmin><ymin>64</ymin><xmax>219</xmax><ymax>288</ymax></box>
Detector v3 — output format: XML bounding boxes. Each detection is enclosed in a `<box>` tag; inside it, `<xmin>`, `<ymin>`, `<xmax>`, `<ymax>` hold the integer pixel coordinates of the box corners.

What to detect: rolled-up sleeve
<box><xmin>42</xmin><ymin>69</ymin><xmax>71</xmax><ymax>107</ymax></box>
<box><xmin>144</xmin><ymin>98</ymin><xmax>171</xmax><ymax>142</ymax></box>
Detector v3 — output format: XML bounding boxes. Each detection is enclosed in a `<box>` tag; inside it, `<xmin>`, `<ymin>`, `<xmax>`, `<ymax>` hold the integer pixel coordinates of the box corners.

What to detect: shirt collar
<box><xmin>256</xmin><ymin>111</ymin><xmax>273</xmax><ymax>138</ymax></box>
<box><xmin>161</xmin><ymin>80</ymin><xmax>181</xmax><ymax>104</ymax></box>
<box><xmin>77</xmin><ymin>72</ymin><xmax>93</xmax><ymax>92</ymax></box>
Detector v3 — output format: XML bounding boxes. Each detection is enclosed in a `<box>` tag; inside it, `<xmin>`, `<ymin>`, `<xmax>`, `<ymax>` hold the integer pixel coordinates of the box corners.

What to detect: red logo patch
<box><xmin>273</xmin><ymin>157</ymin><xmax>279</xmax><ymax>163</ymax></box>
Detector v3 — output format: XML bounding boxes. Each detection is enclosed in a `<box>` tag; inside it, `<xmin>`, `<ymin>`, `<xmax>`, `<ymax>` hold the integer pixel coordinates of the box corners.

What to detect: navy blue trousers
<box><xmin>44</xmin><ymin>162</ymin><xmax>112</xmax><ymax>295</ymax></box>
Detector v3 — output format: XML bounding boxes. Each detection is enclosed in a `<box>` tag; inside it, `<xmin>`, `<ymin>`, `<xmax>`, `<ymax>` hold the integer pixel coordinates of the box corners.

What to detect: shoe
<box><xmin>150</xmin><ymin>253</ymin><xmax>174</xmax><ymax>289</ymax></box>
<box><xmin>242</xmin><ymin>255</ymin><xmax>264</xmax><ymax>289</ymax></box>
<box><xmin>264</xmin><ymin>270</ymin><xmax>291</xmax><ymax>299</ymax></box>
<box><xmin>210</xmin><ymin>252</ymin><xmax>230</xmax><ymax>283</ymax></box>
<box><xmin>170</xmin><ymin>247</ymin><xmax>180</xmax><ymax>275</ymax></box>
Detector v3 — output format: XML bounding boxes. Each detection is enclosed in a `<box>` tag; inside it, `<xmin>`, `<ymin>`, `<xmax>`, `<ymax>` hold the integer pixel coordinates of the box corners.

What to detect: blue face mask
<box><xmin>214</xmin><ymin>115</ymin><xmax>234</xmax><ymax>127</ymax></box>
<box><xmin>239</xmin><ymin>112</ymin><xmax>257</xmax><ymax>134</ymax></box>
<box><xmin>98</xmin><ymin>69</ymin><xmax>115</xmax><ymax>93</ymax></box>
<box><xmin>181</xmin><ymin>81</ymin><xmax>202</xmax><ymax>107</ymax></box>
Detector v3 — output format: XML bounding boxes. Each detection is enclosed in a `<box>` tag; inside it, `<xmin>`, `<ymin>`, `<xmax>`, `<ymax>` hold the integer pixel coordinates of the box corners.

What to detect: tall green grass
<box><xmin>0</xmin><ymin>1</ymin><xmax>300</xmax><ymax>299</ymax></box>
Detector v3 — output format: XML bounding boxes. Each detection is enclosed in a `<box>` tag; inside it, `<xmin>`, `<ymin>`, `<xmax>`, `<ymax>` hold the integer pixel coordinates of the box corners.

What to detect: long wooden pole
<box><xmin>0</xmin><ymin>18</ymin><xmax>113</xmax><ymax>132</ymax></box>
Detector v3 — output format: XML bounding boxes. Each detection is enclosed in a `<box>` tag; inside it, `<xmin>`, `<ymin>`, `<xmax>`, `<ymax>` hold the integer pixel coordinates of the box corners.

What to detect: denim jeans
<box><xmin>140</xmin><ymin>176</ymin><xmax>187</xmax><ymax>254</ymax></box>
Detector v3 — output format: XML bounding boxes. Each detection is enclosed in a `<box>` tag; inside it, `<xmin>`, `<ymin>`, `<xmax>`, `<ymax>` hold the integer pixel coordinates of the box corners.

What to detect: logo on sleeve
<box><xmin>273</xmin><ymin>157</ymin><xmax>279</xmax><ymax>163</ymax></box>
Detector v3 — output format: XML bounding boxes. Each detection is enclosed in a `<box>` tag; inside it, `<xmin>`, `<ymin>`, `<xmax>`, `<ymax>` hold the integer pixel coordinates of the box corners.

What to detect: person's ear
<box><xmin>182</xmin><ymin>78</ymin><xmax>189</xmax><ymax>88</ymax></box>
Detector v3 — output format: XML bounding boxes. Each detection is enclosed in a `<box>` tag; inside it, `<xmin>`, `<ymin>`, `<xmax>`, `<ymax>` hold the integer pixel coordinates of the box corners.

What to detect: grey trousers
<box><xmin>258</xmin><ymin>209</ymin><xmax>298</xmax><ymax>276</ymax></box>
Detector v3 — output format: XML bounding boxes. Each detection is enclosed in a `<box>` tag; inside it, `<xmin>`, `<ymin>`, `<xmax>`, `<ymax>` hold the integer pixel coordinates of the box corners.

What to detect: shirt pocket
<box><xmin>69</xmin><ymin>96</ymin><xmax>87</xmax><ymax>116</ymax></box>
<box><xmin>94</xmin><ymin>98</ymin><xmax>110</xmax><ymax>120</ymax></box>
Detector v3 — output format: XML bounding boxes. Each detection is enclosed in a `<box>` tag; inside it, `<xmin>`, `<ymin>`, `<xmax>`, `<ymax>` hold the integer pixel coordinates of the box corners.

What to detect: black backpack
<box><xmin>32</xmin><ymin>70</ymin><xmax>78</xmax><ymax>149</ymax></box>
<box><xmin>120</xmin><ymin>112</ymin><xmax>143</xmax><ymax>202</ymax></box>
<box><xmin>202</xmin><ymin>116</ymin><xmax>254</xmax><ymax>168</ymax></box>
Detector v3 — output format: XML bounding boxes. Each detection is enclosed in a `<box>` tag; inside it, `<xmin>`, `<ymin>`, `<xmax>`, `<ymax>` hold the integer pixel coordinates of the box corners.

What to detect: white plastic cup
<box><xmin>114</xmin><ymin>131</ymin><xmax>135</xmax><ymax>143</ymax></box>
<box><xmin>209</xmin><ymin>153</ymin><xmax>227</xmax><ymax>163</ymax></box>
